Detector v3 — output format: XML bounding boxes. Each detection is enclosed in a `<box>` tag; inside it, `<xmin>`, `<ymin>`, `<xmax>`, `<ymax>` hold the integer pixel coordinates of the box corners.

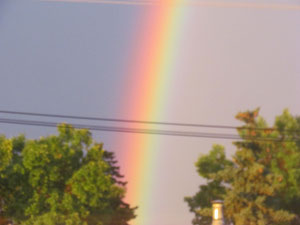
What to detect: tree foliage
<box><xmin>185</xmin><ymin>109</ymin><xmax>300</xmax><ymax>225</ymax></box>
<box><xmin>0</xmin><ymin>124</ymin><xmax>136</xmax><ymax>225</ymax></box>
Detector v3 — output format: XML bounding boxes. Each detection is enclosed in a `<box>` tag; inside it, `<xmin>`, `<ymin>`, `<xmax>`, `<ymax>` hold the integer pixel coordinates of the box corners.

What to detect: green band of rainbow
<box><xmin>120</xmin><ymin>2</ymin><xmax>186</xmax><ymax>224</ymax></box>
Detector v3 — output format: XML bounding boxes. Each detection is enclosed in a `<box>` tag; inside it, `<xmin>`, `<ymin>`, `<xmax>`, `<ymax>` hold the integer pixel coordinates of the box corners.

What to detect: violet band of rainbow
<box><xmin>119</xmin><ymin>1</ymin><xmax>186</xmax><ymax>224</ymax></box>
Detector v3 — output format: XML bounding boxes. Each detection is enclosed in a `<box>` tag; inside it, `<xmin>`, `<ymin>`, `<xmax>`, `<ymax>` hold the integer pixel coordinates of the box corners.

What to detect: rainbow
<box><xmin>119</xmin><ymin>2</ymin><xmax>186</xmax><ymax>224</ymax></box>
<box><xmin>41</xmin><ymin>0</ymin><xmax>300</xmax><ymax>224</ymax></box>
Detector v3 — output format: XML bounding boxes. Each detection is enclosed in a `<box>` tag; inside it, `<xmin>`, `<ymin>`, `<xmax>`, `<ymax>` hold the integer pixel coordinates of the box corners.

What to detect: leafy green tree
<box><xmin>0</xmin><ymin>135</ymin><xmax>13</xmax><ymax>224</ymax></box>
<box><xmin>0</xmin><ymin>135</ymin><xmax>30</xmax><ymax>223</ymax></box>
<box><xmin>184</xmin><ymin>145</ymin><xmax>232</xmax><ymax>225</ymax></box>
<box><xmin>0</xmin><ymin>124</ymin><xmax>136</xmax><ymax>225</ymax></box>
<box><xmin>0</xmin><ymin>135</ymin><xmax>12</xmax><ymax>172</ymax></box>
<box><xmin>185</xmin><ymin>109</ymin><xmax>300</xmax><ymax>225</ymax></box>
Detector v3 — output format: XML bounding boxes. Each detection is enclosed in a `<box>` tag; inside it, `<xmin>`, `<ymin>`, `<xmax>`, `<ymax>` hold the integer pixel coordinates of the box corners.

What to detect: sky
<box><xmin>0</xmin><ymin>0</ymin><xmax>300</xmax><ymax>225</ymax></box>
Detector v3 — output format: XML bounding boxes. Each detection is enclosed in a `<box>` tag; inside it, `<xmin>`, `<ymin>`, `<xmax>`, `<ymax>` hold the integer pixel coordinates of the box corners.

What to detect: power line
<box><xmin>0</xmin><ymin>110</ymin><xmax>238</xmax><ymax>129</ymax></box>
<box><xmin>0</xmin><ymin>117</ymin><xmax>298</xmax><ymax>142</ymax></box>
<box><xmin>0</xmin><ymin>110</ymin><xmax>299</xmax><ymax>133</ymax></box>
<box><xmin>43</xmin><ymin>0</ymin><xmax>300</xmax><ymax>11</ymax></box>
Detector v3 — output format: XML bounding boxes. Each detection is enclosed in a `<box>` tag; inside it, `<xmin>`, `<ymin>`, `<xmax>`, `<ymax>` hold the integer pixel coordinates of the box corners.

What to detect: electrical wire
<box><xmin>0</xmin><ymin>117</ymin><xmax>298</xmax><ymax>142</ymax></box>
<box><xmin>43</xmin><ymin>0</ymin><xmax>300</xmax><ymax>11</ymax></box>
<box><xmin>0</xmin><ymin>110</ymin><xmax>238</xmax><ymax>128</ymax></box>
<box><xmin>0</xmin><ymin>110</ymin><xmax>299</xmax><ymax>133</ymax></box>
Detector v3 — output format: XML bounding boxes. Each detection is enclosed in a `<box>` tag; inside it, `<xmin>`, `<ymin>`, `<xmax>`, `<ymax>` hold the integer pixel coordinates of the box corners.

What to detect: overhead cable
<box><xmin>0</xmin><ymin>117</ymin><xmax>298</xmax><ymax>142</ymax></box>
<box><xmin>0</xmin><ymin>110</ymin><xmax>299</xmax><ymax>133</ymax></box>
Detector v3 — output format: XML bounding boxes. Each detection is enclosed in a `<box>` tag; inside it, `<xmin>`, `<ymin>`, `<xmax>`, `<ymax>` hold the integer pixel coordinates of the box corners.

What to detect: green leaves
<box><xmin>0</xmin><ymin>124</ymin><xmax>135</xmax><ymax>225</ymax></box>
<box><xmin>186</xmin><ymin>109</ymin><xmax>300</xmax><ymax>225</ymax></box>
<box><xmin>0</xmin><ymin>135</ymin><xmax>12</xmax><ymax>173</ymax></box>
<box><xmin>185</xmin><ymin>145</ymin><xmax>231</xmax><ymax>225</ymax></box>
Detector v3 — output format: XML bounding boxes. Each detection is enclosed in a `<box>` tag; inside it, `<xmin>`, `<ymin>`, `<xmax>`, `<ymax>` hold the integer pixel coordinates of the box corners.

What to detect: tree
<box><xmin>185</xmin><ymin>109</ymin><xmax>300</xmax><ymax>225</ymax></box>
<box><xmin>0</xmin><ymin>124</ymin><xmax>136</xmax><ymax>225</ymax></box>
<box><xmin>184</xmin><ymin>145</ymin><xmax>232</xmax><ymax>225</ymax></box>
<box><xmin>0</xmin><ymin>135</ymin><xmax>13</xmax><ymax>225</ymax></box>
<box><xmin>0</xmin><ymin>135</ymin><xmax>12</xmax><ymax>172</ymax></box>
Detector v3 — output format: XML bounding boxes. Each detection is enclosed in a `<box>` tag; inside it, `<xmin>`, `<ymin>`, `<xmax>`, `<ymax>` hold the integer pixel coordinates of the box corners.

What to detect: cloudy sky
<box><xmin>0</xmin><ymin>0</ymin><xmax>300</xmax><ymax>224</ymax></box>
